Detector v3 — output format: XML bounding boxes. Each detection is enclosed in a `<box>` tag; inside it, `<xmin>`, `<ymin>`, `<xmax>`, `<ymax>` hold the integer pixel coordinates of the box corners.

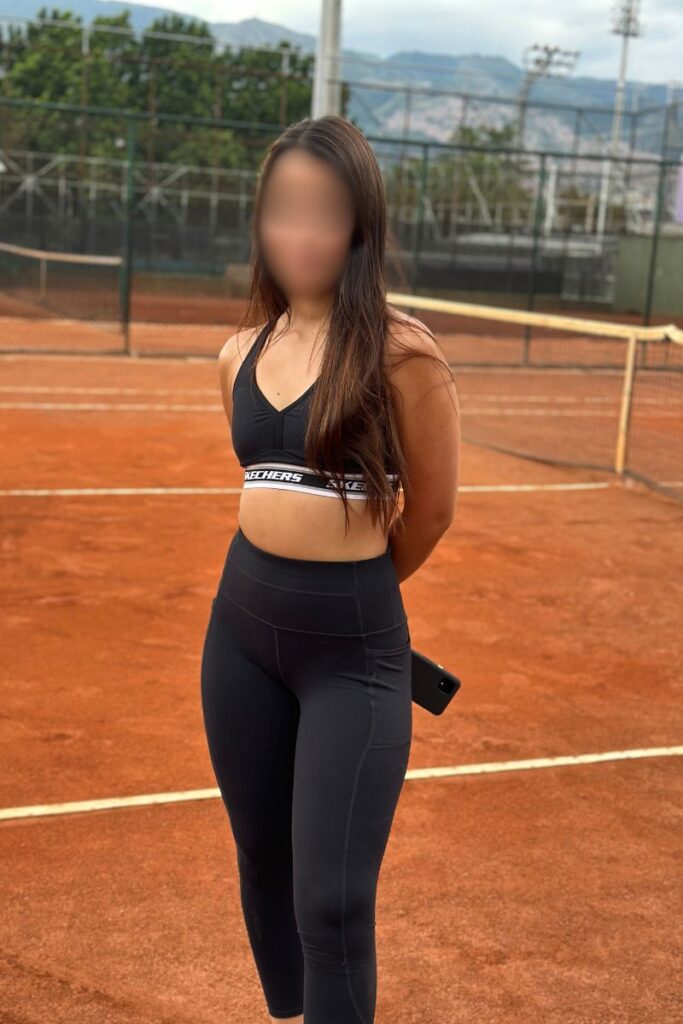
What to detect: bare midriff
<box><xmin>237</xmin><ymin>487</ymin><xmax>399</xmax><ymax>561</ymax></box>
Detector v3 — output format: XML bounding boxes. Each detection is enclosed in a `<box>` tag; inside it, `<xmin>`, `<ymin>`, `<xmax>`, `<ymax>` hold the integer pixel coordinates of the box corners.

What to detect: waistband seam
<box><xmin>214</xmin><ymin>589</ymin><xmax>407</xmax><ymax>637</ymax></box>
<box><xmin>227</xmin><ymin>556</ymin><xmax>358</xmax><ymax>597</ymax></box>
<box><xmin>235</xmin><ymin>526</ymin><xmax>392</xmax><ymax>570</ymax></box>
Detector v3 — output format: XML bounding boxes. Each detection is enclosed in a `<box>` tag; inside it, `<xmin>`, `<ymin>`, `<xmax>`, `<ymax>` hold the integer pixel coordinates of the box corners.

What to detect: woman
<box><xmin>200</xmin><ymin>114</ymin><xmax>460</xmax><ymax>1024</ymax></box>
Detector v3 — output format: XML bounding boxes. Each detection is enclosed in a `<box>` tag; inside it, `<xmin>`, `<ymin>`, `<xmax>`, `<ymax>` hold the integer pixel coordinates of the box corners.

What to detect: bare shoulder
<box><xmin>216</xmin><ymin>323</ymin><xmax>266</xmax><ymax>420</ymax></box>
<box><xmin>385</xmin><ymin>308</ymin><xmax>446</xmax><ymax>365</ymax></box>
<box><xmin>384</xmin><ymin>308</ymin><xmax>454</xmax><ymax>407</ymax></box>
<box><xmin>217</xmin><ymin>323</ymin><xmax>264</xmax><ymax>381</ymax></box>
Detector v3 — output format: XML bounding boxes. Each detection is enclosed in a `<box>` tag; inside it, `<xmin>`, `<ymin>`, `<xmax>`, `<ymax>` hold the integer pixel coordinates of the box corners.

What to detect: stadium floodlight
<box><xmin>611</xmin><ymin>0</ymin><xmax>642</xmax><ymax>38</ymax></box>
<box><xmin>597</xmin><ymin>0</ymin><xmax>643</xmax><ymax>236</ymax></box>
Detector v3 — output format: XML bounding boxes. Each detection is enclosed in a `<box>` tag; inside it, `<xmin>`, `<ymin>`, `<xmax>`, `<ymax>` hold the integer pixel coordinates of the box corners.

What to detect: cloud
<box><xmin>127</xmin><ymin>0</ymin><xmax>683</xmax><ymax>84</ymax></box>
<box><xmin>337</xmin><ymin>0</ymin><xmax>682</xmax><ymax>84</ymax></box>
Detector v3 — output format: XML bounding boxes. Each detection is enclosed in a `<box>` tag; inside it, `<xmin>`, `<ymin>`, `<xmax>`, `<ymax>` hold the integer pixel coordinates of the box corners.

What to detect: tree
<box><xmin>1</xmin><ymin>7</ymin><xmax>315</xmax><ymax>169</ymax></box>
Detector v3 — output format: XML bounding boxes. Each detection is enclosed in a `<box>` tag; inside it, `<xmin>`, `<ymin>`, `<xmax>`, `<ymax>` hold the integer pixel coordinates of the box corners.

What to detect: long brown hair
<box><xmin>237</xmin><ymin>114</ymin><xmax>452</xmax><ymax>536</ymax></box>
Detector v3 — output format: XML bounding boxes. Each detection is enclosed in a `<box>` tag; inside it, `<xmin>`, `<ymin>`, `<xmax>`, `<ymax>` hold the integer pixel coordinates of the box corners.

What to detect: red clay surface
<box><xmin>1</xmin><ymin>350</ymin><xmax>682</xmax><ymax>1023</ymax></box>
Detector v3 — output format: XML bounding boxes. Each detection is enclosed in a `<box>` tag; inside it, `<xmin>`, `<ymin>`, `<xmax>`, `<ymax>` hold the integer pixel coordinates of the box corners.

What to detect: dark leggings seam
<box><xmin>368</xmin><ymin>737</ymin><xmax>411</xmax><ymax>751</ymax></box>
<box><xmin>227</xmin><ymin>554</ymin><xmax>357</xmax><ymax>597</ymax></box>
<box><xmin>215</xmin><ymin>588</ymin><xmax>406</xmax><ymax>638</ymax></box>
<box><xmin>339</xmin><ymin>562</ymin><xmax>377</xmax><ymax>1024</ymax></box>
<box><xmin>273</xmin><ymin>627</ymin><xmax>287</xmax><ymax>685</ymax></box>
<box><xmin>340</xmin><ymin>678</ymin><xmax>376</xmax><ymax>1024</ymax></box>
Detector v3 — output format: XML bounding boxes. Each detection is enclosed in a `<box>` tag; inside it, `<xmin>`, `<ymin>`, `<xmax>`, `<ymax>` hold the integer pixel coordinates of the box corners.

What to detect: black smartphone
<box><xmin>410</xmin><ymin>648</ymin><xmax>462</xmax><ymax>715</ymax></box>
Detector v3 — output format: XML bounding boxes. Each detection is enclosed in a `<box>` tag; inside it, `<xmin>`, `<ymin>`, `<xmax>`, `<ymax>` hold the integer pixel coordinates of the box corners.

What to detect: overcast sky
<box><xmin>129</xmin><ymin>0</ymin><xmax>682</xmax><ymax>85</ymax></box>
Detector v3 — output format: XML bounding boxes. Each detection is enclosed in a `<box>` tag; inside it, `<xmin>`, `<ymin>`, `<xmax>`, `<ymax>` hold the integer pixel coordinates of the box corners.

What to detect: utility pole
<box><xmin>312</xmin><ymin>0</ymin><xmax>343</xmax><ymax>118</ymax></box>
<box><xmin>596</xmin><ymin>0</ymin><xmax>642</xmax><ymax>236</ymax></box>
<box><xmin>516</xmin><ymin>44</ymin><xmax>580</xmax><ymax>150</ymax></box>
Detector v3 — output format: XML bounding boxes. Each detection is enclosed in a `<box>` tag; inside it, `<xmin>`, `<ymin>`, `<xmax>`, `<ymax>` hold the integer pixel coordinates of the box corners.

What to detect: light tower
<box><xmin>596</xmin><ymin>0</ymin><xmax>642</xmax><ymax>235</ymax></box>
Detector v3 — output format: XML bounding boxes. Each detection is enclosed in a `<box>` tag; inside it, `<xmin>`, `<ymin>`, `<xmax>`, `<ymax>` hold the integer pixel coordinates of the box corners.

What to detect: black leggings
<box><xmin>200</xmin><ymin>526</ymin><xmax>412</xmax><ymax>1023</ymax></box>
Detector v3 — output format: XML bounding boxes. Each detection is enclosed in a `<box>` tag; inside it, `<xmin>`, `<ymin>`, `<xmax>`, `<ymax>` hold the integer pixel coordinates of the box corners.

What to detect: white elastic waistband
<box><xmin>242</xmin><ymin>461</ymin><xmax>400</xmax><ymax>500</ymax></box>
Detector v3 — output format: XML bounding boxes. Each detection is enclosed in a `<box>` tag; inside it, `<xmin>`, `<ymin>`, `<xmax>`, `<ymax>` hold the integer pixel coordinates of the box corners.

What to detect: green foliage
<box><xmin>1</xmin><ymin>7</ymin><xmax>315</xmax><ymax>168</ymax></box>
<box><xmin>384</xmin><ymin>120</ymin><xmax>533</xmax><ymax>229</ymax></box>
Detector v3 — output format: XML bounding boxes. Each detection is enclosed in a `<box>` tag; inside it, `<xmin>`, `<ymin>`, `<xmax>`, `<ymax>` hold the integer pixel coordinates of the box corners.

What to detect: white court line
<box><xmin>0</xmin><ymin>351</ymin><xmax>632</xmax><ymax>373</ymax></box>
<box><xmin>466</xmin><ymin>408</ymin><xmax>682</xmax><ymax>417</ymax></box>
<box><xmin>0</xmin><ymin>384</ymin><xmax>217</xmax><ymax>396</ymax></box>
<box><xmin>446</xmin><ymin>482</ymin><xmax>613</xmax><ymax>493</ymax></box>
<box><xmin>0</xmin><ymin>386</ymin><xmax>670</xmax><ymax>406</ymax></box>
<box><xmin>462</xmin><ymin>397</ymin><xmax>679</xmax><ymax>406</ymax></box>
<box><xmin>0</xmin><ymin>351</ymin><xmax>210</xmax><ymax>365</ymax></box>
<box><xmin>1</xmin><ymin>746</ymin><xmax>680</xmax><ymax>824</ymax></box>
<box><xmin>458</xmin><ymin>394</ymin><xmax>678</xmax><ymax>404</ymax></box>
<box><xmin>0</xmin><ymin>482</ymin><xmax>615</xmax><ymax>498</ymax></box>
<box><xmin>454</xmin><ymin>367</ymin><xmax>627</xmax><ymax>375</ymax></box>
<box><xmin>0</xmin><ymin>486</ymin><xmax>246</xmax><ymax>496</ymax></box>
<box><xmin>0</xmin><ymin>401</ymin><xmax>217</xmax><ymax>412</ymax></box>
<box><xmin>1</xmin><ymin>401</ymin><xmax>679</xmax><ymax>417</ymax></box>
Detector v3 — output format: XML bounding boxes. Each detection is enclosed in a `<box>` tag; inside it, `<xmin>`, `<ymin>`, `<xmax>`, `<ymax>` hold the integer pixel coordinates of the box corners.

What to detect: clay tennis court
<box><xmin>1</xmin><ymin>317</ymin><xmax>681</xmax><ymax>1023</ymax></box>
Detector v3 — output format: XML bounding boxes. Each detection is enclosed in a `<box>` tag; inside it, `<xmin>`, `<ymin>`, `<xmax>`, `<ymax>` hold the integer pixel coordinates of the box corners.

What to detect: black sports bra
<box><xmin>231</xmin><ymin>321</ymin><xmax>400</xmax><ymax>500</ymax></box>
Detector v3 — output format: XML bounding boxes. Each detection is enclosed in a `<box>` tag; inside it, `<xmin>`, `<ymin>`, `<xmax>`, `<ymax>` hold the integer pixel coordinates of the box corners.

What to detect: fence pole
<box><xmin>120</xmin><ymin>118</ymin><xmax>135</xmax><ymax>355</ymax></box>
<box><xmin>643</xmin><ymin>104</ymin><xmax>671</xmax><ymax>331</ymax></box>
<box><xmin>410</xmin><ymin>143</ymin><xmax>429</xmax><ymax>294</ymax></box>
<box><xmin>523</xmin><ymin>151</ymin><xmax>546</xmax><ymax>361</ymax></box>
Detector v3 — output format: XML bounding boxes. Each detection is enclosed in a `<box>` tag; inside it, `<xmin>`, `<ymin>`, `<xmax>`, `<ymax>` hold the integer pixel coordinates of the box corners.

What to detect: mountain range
<box><xmin>1</xmin><ymin>2</ymin><xmax>677</xmax><ymax>156</ymax></box>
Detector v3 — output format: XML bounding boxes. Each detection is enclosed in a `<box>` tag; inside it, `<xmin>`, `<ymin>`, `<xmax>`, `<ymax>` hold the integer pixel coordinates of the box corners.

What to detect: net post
<box><xmin>614</xmin><ymin>331</ymin><xmax>639</xmax><ymax>476</ymax></box>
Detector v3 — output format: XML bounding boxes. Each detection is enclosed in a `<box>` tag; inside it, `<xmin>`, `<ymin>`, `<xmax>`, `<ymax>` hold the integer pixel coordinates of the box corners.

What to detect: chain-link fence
<box><xmin>1</xmin><ymin>95</ymin><xmax>681</xmax><ymax>503</ymax></box>
<box><xmin>1</xmin><ymin>97</ymin><xmax>681</xmax><ymax>359</ymax></box>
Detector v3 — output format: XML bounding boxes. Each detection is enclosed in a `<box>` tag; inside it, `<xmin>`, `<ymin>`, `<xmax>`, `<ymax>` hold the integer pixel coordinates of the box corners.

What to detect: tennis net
<box><xmin>0</xmin><ymin>241</ymin><xmax>126</xmax><ymax>352</ymax></box>
<box><xmin>388</xmin><ymin>292</ymin><xmax>683</xmax><ymax>504</ymax></box>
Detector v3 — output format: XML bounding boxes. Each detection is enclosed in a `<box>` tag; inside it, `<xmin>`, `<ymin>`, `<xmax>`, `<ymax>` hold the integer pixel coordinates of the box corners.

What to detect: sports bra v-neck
<box><xmin>230</xmin><ymin>321</ymin><xmax>400</xmax><ymax>500</ymax></box>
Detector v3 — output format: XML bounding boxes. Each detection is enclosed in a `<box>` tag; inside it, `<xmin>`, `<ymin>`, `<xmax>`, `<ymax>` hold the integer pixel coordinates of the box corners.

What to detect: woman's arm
<box><xmin>216</xmin><ymin>331</ymin><xmax>242</xmax><ymax>429</ymax></box>
<box><xmin>386</xmin><ymin>318</ymin><xmax>461</xmax><ymax>583</ymax></box>
<box><xmin>216</xmin><ymin>327</ymin><xmax>261</xmax><ymax>430</ymax></box>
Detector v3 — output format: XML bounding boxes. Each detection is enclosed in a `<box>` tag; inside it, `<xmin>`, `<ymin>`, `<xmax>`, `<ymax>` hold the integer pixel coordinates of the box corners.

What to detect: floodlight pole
<box><xmin>312</xmin><ymin>0</ymin><xmax>343</xmax><ymax>117</ymax></box>
<box><xmin>596</xmin><ymin>0</ymin><xmax>641</xmax><ymax>236</ymax></box>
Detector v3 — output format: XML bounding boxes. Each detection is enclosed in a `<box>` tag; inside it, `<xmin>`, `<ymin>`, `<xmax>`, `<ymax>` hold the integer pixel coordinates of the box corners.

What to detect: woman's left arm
<box><xmin>386</xmin><ymin>319</ymin><xmax>461</xmax><ymax>583</ymax></box>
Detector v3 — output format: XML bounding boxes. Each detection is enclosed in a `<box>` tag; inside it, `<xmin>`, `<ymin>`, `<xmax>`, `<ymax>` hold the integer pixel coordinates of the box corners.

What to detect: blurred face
<box><xmin>258</xmin><ymin>148</ymin><xmax>355</xmax><ymax>295</ymax></box>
